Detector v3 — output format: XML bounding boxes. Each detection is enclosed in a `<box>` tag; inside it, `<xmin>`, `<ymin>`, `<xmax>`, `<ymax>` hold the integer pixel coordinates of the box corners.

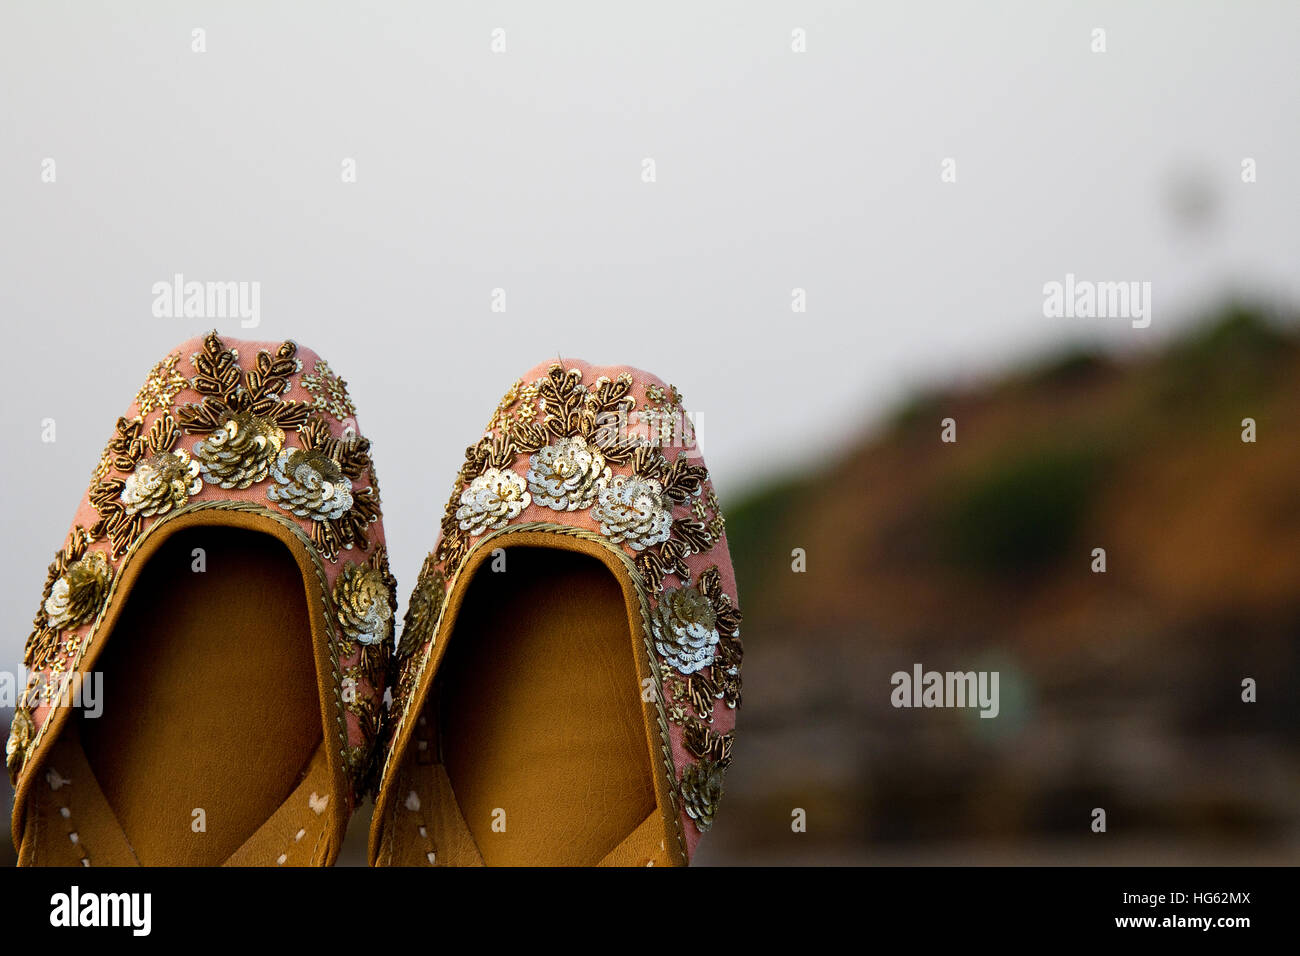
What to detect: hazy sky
<box><xmin>2</xmin><ymin>1</ymin><xmax>1297</xmax><ymax>665</ymax></box>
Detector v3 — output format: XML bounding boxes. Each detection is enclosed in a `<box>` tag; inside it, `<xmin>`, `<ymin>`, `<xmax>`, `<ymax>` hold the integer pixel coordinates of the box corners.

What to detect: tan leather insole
<box><xmin>77</xmin><ymin>527</ymin><xmax>322</xmax><ymax>865</ymax></box>
<box><xmin>436</xmin><ymin>547</ymin><xmax>655</xmax><ymax>865</ymax></box>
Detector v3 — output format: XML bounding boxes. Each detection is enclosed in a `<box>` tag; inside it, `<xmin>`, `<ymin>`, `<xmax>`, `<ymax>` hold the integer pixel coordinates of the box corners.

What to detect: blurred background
<box><xmin>3</xmin><ymin>2</ymin><xmax>1299</xmax><ymax>865</ymax></box>
<box><xmin>697</xmin><ymin>301</ymin><xmax>1300</xmax><ymax>863</ymax></box>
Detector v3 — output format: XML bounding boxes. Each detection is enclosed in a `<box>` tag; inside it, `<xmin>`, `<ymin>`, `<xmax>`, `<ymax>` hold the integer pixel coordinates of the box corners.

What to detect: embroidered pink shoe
<box><xmin>370</xmin><ymin>360</ymin><xmax>742</xmax><ymax>866</ymax></box>
<box><xmin>7</xmin><ymin>332</ymin><xmax>393</xmax><ymax>866</ymax></box>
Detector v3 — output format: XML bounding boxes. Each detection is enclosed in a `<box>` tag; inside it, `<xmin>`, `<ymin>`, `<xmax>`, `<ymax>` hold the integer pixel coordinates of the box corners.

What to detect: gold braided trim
<box><xmin>379</xmin><ymin>520</ymin><xmax>687</xmax><ymax>863</ymax></box>
<box><xmin>23</xmin><ymin>500</ymin><xmax>351</xmax><ymax>792</ymax></box>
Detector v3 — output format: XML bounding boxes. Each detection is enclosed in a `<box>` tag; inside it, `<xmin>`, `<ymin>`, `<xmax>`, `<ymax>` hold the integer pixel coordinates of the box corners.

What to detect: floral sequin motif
<box><xmin>174</xmin><ymin>333</ymin><xmax>381</xmax><ymax>563</ymax></box>
<box><xmin>120</xmin><ymin>448</ymin><xmax>202</xmax><ymax>517</ymax></box>
<box><xmin>591</xmin><ymin>474</ymin><xmax>673</xmax><ymax>551</ymax></box>
<box><xmin>43</xmin><ymin>551</ymin><xmax>112</xmax><ymax>631</ymax></box>
<box><xmin>456</xmin><ymin>467</ymin><xmax>530</xmax><ymax>536</ymax></box>
<box><xmin>397</xmin><ymin>555</ymin><xmax>445</xmax><ymax>660</ymax></box>
<box><xmin>338</xmin><ymin>548</ymin><xmax>397</xmax><ymax>789</ymax></box>
<box><xmin>334</xmin><ymin>561</ymin><xmax>394</xmax><ymax>648</ymax></box>
<box><xmin>392</xmin><ymin>556</ymin><xmax>445</xmax><ymax>709</ymax></box>
<box><xmin>268</xmin><ymin>447</ymin><xmax>354</xmax><ymax>520</ymax></box>
<box><xmin>24</xmin><ymin>528</ymin><xmax>99</xmax><ymax>671</ymax></box>
<box><xmin>91</xmin><ymin>412</ymin><xmax>197</xmax><ymax>557</ymax></box>
<box><xmin>679</xmin><ymin>758</ymin><xmax>725</xmax><ymax>833</ymax></box>
<box><xmin>301</xmin><ymin>360</ymin><xmax>357</xmax><ymax>423</ymax></box>
<box><xmin>526</xmin><ymin>435</ymin><xmax>610</xmax><ymax>511</ymax></box>
<box><xmin>193</xmin><ymin>410</ymin><xmax>286</xmax><ymax>489</ymax></box>
<box><xmin>652</xmin><ymin>585</ymin><xmax>720</xmax><ymax>675</ymax></box>
<box><xmin>5</xmin><ymin>707</ymin><xmax>34</xmax><ymax>786</ymax></box>
<box><xmin>259</xmin><ymin>420</ymin><xmax>378</xmax><ymax>563</ymax></box>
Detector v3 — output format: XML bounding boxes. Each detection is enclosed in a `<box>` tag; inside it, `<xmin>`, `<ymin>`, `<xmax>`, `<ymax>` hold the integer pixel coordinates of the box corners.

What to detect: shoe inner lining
<box><xmin>436</xmin><ymin>546</ymin><xmax>656</xmax><ymax>865</ymax></box>
<box><xmin>76</xmin><ymin>526</ymin><xmax>323</xmax><ymax>866</ymax></box>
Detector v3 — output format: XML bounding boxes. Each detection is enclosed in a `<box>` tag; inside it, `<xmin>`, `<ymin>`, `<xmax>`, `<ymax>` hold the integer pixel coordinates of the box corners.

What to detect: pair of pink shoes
<box><xmin>8</xmin><ymin>332</ymin><xmax>741</xmax><ymax>866</ymax></box>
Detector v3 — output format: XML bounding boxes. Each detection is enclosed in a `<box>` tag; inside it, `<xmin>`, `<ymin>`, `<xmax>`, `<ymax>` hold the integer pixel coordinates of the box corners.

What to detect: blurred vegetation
<box><xmin>938</xmin><ymin>442</ymin><xmax>1110</xmax><ymax>573</ymax></box>
<box><xmin>1155</xmin><ymin>302</ymin><xmax>1297</xmax><ymax>412</ymax></box>
<box><xmin>723</xmin><ymin>472</ymin><xmax>810</xmax><ymax>609</ymax></box>
<box><xmin>1025</xmin><ymin>347</ymin><xmax>1112</xmax><ymax>387</ymax></box>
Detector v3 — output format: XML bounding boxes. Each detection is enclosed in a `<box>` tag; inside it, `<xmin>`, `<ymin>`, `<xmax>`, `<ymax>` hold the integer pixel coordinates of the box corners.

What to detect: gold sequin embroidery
<box><xmin>679</xmin><ymin>758</ymin><xmax>725</xmax><ymax>833</ymax></box>
<box><xmin>89</xmin><ymin>412</ymin><xmax>197</xmax><ymax>558</ymax></box>
<box><xmin>301</xmin><ymin>360</ymin><xmax>358</xmax><ymax>423</ymax></box>
<box><xmin>134</xmin><ymin>353</ymin><xmax>188</xmax><ymax>416</ymax></box>
<box><xmin>5</xmin><ymin>707</ymin><xmax>34</xmax><ymax>786</ymax></box>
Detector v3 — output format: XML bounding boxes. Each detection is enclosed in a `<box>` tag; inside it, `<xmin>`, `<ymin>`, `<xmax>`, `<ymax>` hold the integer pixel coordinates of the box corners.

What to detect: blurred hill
<box><xmin>701</xmin><ymin>303</ymin><xmax>1300</xmax><ymax>864</ymax></box>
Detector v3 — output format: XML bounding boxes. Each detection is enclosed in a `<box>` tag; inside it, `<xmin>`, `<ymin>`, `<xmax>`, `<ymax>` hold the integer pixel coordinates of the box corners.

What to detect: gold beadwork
<box><xmin>514</xmin><ymin>381</ymin><xmax>541</xmax><ymax>426</ymax></box>
<box><xmin>265</xmin><ymin>417</ymin><xmax>379</xmax><ymax>563</ymax></box>
<box><xmin>679</xmin><ymin>758</ymin><xmax>725</xmax><ymax>833</ymax></box>
<box><xmin>87</xmin><ymin>416</ymin><xmax>141</xmax><ymax>498</ymax></box>
<box><xmin>5</xmin><ymin>707</ymin><xmax>34</xmax><ymax>785</ymax></box>
<box><xmin>344</xmin><ymin>744</ymin><xmax>372</xmax><ymax>785</ymax></box>
<box><xmin>134</xmin><ymin>353</ymin><xmax>188</xmax><ymax>416</ymax></box>
<box><xmin>397</xmin><ymin>556</ymin><xmax>445</xmax><ymax>660</ymax></box>
<box><xmin>175</xmin><ymin>333</ymin><xmax>310</xmax><ymax>435</ymax></box>
<box><xmin>90</xmin><ymin>411</ymin><xmax>196</xmax><ymax>558</ymax></box>
<box><xmin>686</xmin><ymin>672</ymin><xmax>717</xmax><ymax>721</ymax></box>
<box><xmin>25</xmin><ymin>527</ymin><xmax>99</xmax><ymax>671</ymax></box>
<box><xmin>301</xmin><ymin>360</ymin><xmax>357</xmax><ymax>423</ymax></box>
<box><xmin>485</xmin><ymin>378</ymin><xmax>524</xmax><ymax>436</ymax></box>
<box><xmin>683</xmin><ymin>720</ymin><xmax>733</xmax><ymax>766</ymax></box>
<box><xmin>176</xmin><ymin>332</ymin><xmax>382</xmax><ymax>562</ymax></box>
<box><xmin>713</xmin><ymin>640</ymin><xmax>742</xmax><ymax>710</ymax></box>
